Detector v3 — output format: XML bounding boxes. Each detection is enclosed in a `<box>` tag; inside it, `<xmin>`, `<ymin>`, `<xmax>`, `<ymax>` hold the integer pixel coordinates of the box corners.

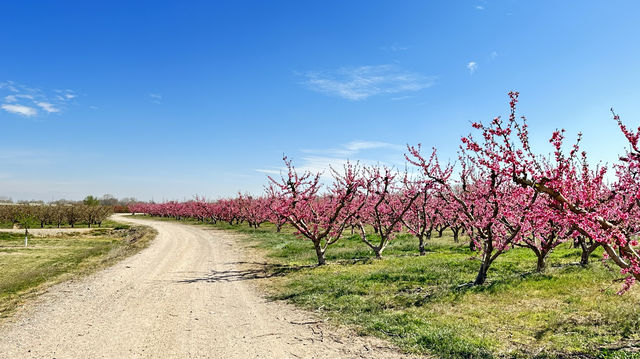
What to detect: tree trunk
<box><xmin>452</xmin><ymin>227</ymin><xmax>460</xmax><ymax>243</ymax></box>
<box><xmin>536</xmin><ymin>253</ymin><xmax>548</xmax><ymax>272</ymax></box>
<box><xmin>580</xmin><ymin>249</ymin><xmax>590</xmax><ymax>265</ymax></box>
<box><xmin>474</xmin><ymin>244</ymin><xmax>492</xmax><ymax>285</ymax></box>
<box><xmin>313</xmin><ymin>241</ymin><xmax>326</xmax><ymax>266</ymax></box>
<box><xmin>438</xmin><ymin>227</ymin><xmax>445</xmax><ymax>237</ymax></box>
<box><xmin>580</xmin><ymin>242</ymin><xmax>599</xmax><ymax>265</ymax></box>
<box><xmin>418</xmin><ymin>235</ymin><xmax>426</xmax><ymax>256</ymax></box>
<box><xmin>474</xmin><ymin>262</ymin><xmax>489</xmax><ymax>285</ymax></box>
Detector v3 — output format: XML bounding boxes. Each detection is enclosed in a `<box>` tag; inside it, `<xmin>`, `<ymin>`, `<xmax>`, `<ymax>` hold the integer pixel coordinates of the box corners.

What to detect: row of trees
<box><xmin>130</xmin><ymin>93</ymin><xmax>640</xmax><ymax>292</ymax></box>
<box><xmin>0</xmin><ymin>204</ymin><xmax>113</xmax><ymax>228</ymax></box>
<box><xmin>129</xmin><ymin>194</ymin><xmax>285</xmax><ymax>231</ymax></box>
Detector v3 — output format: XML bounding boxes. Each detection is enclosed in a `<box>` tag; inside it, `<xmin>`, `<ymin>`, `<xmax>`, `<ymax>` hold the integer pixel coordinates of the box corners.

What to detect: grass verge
<box><xmin>131</xmin><ymin>215</ymin><xmax>640</xmax><ymax>358</ymax></box>
<box><xmin>0</xmin><ymin>224</ymin><xmax>156</xmax><ymax>321</ymax></box>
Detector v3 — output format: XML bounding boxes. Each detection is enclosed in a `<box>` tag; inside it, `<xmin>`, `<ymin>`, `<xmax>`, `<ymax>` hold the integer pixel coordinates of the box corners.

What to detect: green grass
<box><xmin>0</xmin><ymin>225</ymin><xmax>154</xmax><ymax>320</ymax></box>
<box><xmin>132</xmin><ymin>215</ymin><xmax>640</xmax><ymax>358</ymax></box>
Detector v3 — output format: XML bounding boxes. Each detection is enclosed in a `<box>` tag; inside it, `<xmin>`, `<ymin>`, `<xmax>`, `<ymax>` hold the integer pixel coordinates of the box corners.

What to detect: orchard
<box><xmin>130</xmin><ymin>93</ymin><xmax>640</xmax><ymax>293</ymax></box>
<box><xmin>0</xmin><ymin>203</ymin><xmax>113</xmax><ymax>229</ymax></box>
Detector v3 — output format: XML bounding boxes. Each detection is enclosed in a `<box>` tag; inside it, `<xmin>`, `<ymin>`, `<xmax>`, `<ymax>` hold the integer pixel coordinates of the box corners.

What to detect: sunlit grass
<box><xmin>0</xmin><ymin>226</ymin><xmax>153</xmax><ymax>320</ymax></box>
<box><xmin>132</xmin><ymin>215</ymin><xmax>640</xmax><ymax>358</ymax></box>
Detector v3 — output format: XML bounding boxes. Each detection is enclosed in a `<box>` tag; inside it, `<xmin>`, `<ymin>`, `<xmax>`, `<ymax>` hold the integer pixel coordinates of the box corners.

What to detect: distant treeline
<box><xmin>0</xmin><ymin>194</ymin><xmax>137</xmax><ymax>207</ymax></box>
<box><xmin>0</xmin><ymin>204</ymin><xmax>113</xmax><ymax>228</ymax></box>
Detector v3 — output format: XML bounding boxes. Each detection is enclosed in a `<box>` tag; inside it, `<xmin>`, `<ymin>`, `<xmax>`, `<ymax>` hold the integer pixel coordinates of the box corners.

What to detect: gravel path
<box><xmin>0</xmin><ymin>214</ymin><xmax>417</xmax><ymax>358</ymax></box>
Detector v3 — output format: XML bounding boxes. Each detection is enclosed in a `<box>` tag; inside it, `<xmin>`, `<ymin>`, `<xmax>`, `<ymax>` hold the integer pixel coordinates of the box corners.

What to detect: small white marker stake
<box><xmin>24</xmin><ymin>228</ymin><xmax>28</xmax><ymax>247</ymax></box>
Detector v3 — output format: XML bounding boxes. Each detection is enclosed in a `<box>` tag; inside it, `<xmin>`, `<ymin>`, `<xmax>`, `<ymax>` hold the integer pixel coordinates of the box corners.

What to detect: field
<box><xmin>0</xmin><ymin>223</ymin><xmax>155</xmax><ymax>321</ymax></box>
<box><xmin>134</xmin><ymin>215</ymin><xmax>640</xmax><ymax>358</ymax></box>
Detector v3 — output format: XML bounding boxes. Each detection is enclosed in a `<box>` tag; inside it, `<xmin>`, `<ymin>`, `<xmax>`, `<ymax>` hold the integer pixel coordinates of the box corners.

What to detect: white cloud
<box><xmin>255</xmin><ymin>169</ymin><xmax>281</xmax><ymax>175</ymax></box>
<box><xmin>301</xmin><ymin>140</ymin><xmax>403</xmax><ymax>158</ymax></box>
<box><xmin>467</xmin><ymin>61</ymin><xmax>478</xmax><ymax>74</ymax></box>
<box><xmin>54</xmin><ymin>89</ymin><xmax>77</xmax><ymax>101</ymax></box>
<box><xmin>1</xmin><ymin>81</ymin><xmax>78</xmax><ymax>118</ymax></box>
<box><xmin>490</xmin><ymin>51</ymin><xmax>498</xmax><ymax>59</ymax></box>
<box><xmin>297</xmin><ymin>156</ymin><xmax>353</xmax><ymax>174</ymax></box>
<box><xmin>476</xmin><ymin>5</ymin><xmax>485</xmax><ymax>10</ymax></box>
<box><xmin>269</xmin><ymin>140</ymin><xmax>406</xmax><ymax>179</ymax></box>
<box><xmin>391</xmin><ymin>95</ymin><xmax>412</xmax><ymax>101</ymax></box>
<box><xmin>380</xmin><ymin>45</ymin><xmax>408</xmax><ymax>52</ymax></box>
<box><xmin>2</xmin><ymin>104</ymin><xmax>38</xmax><ymax>117</ymax></box>
<box><xmin>149</xmin><ymin>93</ymin><xmax>162</xmax><ymax>104</ymax></box>
<box><xmin>301</xmin><ymin>65</ymin><xmax>435</xmax><ymax>101</ymax></box>
<box><xmin>344</xmin><ymin>140</ymin><xmax>403</xmax><ymax>152</ymax></box>
<box><xmin>36</xmin><ymin>102</ymin><xmax>60</xmax><ymax>113</ymax></box>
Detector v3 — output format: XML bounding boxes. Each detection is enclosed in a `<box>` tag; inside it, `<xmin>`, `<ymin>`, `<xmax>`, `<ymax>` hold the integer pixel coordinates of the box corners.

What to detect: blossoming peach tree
<box><xmin>268</xmin><ymin>156</ymin><xmax>366</xmax><ymax>266</ymax></box>
<box><xmin>466</xmin><ymin>92</ymin><xmax>640</xmax><ymax>292</ymax></box>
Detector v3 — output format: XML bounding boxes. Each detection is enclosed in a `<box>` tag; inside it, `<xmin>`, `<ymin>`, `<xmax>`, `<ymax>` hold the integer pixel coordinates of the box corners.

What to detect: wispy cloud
<box><xmin>54</xmin><ymin>89</ymin><xmax>77</xmax><ymax>101</ymax></box>
<box><xmin>380</xmin><ymin>45</ymin><xmax>409</xmax><ymax>52</ymax></box>
<box><xmin>467</xmin><ymin>61</ymin><xmax>478</xmax><ymax>74</ymax></box>
<box><xmin>1</xmin><ymin>81</ymin><xmax>77</xmax><ymax>118</ymax></box>
<box><xmin>490</xmin><ymin>51</ymin><xmax>498</xmax><ymax>59</ymax></box>
<box><xmin>297</xmin><ymin>156</ymin><xmax>353</xmax><ymax>174</ymax></box>
<box><xmin>1</xmin><ymin>104</ymin><xmax>38</xmax><ymax>117</ymax></box>
<box><xmin>301</xmin><ymin>65</ymin><xmax>435</xmax><ymax>101</ymax></box>
<box><xmin>259</xmin><ymin>140</ymin><xmax>406</xmax><ymax>178</ymax></box>
<box><xmin>149</xmin><ymin>93</ymin><xmax>163</xmax><ymax>104</ymax></box>
<box><xmin>36</xmin><ymin>102</ymin><xmax>60</xmax><ymax>113</ymax></box>
<box><xmin>300</xmin><ymin>140</ymin><xmax>403</xmax><ymax>157</ymax></box>
<box><xmin>344</xmin><ymin>140</ymin><xmax>402</xmax><ymax>153</ymax></box>
<box><xmin>255</xmin><ymin>169</ymin><xmax>281</xmax><ymax>175</ymax></box>
<box><xmin>475</xmin><ymin>5</ymin><xmax>485</xmax><ymax>10</ymax></box>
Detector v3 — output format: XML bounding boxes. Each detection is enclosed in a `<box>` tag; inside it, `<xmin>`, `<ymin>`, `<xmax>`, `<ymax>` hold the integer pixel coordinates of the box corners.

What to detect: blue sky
<box><xmin>1</xmin><ymin>1</ymin><xmax>639</xmax><ymax>201</ymax></box>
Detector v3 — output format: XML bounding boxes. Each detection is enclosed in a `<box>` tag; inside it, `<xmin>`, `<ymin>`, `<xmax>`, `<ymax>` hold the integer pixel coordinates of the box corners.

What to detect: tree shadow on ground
<box><xmin>176</xmin><ymin>261</ymin><xmax>313</xmax><ymax>284</ymax></box>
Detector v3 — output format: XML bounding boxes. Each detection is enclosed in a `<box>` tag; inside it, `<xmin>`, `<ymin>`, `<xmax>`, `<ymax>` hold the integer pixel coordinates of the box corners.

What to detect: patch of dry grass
<box><xmin>0</xmin><ymin>226</ymin><xmax>155</xmax><ymax>321</ymax></box>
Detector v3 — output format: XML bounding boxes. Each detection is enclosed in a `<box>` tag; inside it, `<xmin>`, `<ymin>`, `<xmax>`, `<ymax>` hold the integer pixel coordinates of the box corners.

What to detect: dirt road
<box><xmin>0</xmin><ymin>214</ymin><xmax>415</xmax><ymax>358</ymax></box>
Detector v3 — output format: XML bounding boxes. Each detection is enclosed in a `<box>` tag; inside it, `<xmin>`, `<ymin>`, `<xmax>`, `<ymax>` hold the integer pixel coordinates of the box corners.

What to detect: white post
<box><xmin>24</xmin><ymin>228</ymin><xmax>28</xmax><ymax>247</ymax></box>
